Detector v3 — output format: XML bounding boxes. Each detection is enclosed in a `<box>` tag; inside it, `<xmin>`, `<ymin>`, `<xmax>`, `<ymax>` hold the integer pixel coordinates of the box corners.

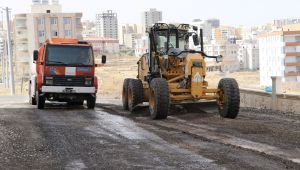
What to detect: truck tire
<box><xmin>87</xmin><ymin>95</ymin><xmax>96</xmax><ymax>109</ymax></box>
<box><xmin>127</xmin><ymin>79</ymin><xmax>143</xmax><ymax>112</ymax></box>
<box><xmin>149</xmin><ymin>78</ymin><xmax>169</xmax><ymax>120</ymax></box>
<box><xmin>30</xmin><ymin>96</ymin><xmax>37</xmax><ymax>105</ymax></box>
<box><xmin>217</xmin><ymin>78</ymin><xmax>240</xmax><ymax>119</ymax></box>
<box><xmin>122</xmin><ymin>78</ymin><xmax>132</xmax><ymax>110</ymax></box>
<box><xmin>29</xmin><ymin>82</ymin><xmax>36</xmax><ymax>105</ymax></box>
<box><xmin>36</xmin><ymin>91</ymin><xmax>45</xmax><ymax>109</ymax></box>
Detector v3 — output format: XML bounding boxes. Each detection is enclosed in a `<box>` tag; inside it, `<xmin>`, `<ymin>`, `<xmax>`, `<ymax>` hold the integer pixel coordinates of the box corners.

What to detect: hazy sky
<box><xmin>1</xmin><ymin>0</ymin><xmax>300</xmax><ymax>26</ymax></box>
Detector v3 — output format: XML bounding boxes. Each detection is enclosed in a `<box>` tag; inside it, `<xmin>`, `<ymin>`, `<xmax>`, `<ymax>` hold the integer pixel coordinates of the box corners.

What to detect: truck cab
<box><xmin>29</xmin><ymin>38</ymin><xmax>106</xmax><ymax>109</ymax></box>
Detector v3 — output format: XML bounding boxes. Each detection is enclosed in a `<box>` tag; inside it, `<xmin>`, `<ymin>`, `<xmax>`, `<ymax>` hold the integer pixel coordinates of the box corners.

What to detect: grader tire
<box><xmin>149</xmin><ymin>78</ymin><xmax>170</xmax><ymax>120</ymax></box>
<box><xmin>122</xmin><ymin>78</ymin><xmax>132</xmax><ymax>110</ymax></box>
<box><xmin>127</xmin><ymin>79</ymin><xmax>143</xmax><ymax>112</ymax></box>
<box><xmin>217</xmin><ymin>78</ymin><xmax>240</xmax><ymax>119</ymax></box>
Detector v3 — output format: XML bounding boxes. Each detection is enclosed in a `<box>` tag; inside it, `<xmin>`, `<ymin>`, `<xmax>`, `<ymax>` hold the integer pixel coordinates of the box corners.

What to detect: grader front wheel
<box><xmin>149</xmin><ymin>78</ymin><xmax>170</xmax><ymax>120</ymax></box>
<box><xmin>217</xmin><ymin>78</ymin><xmax>240</xmax><ymax>119</ymax></box>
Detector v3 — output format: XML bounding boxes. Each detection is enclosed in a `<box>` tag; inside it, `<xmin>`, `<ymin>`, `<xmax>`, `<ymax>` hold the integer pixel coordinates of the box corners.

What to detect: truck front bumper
<box><xmin>42</xmin><ymin>86</ymin><xmax>96</xmax><ymax>94</ymax></box>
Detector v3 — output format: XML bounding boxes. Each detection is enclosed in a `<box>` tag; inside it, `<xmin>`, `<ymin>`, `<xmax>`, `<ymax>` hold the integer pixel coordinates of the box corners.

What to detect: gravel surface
<box><xmin>0</xmin><ymin>98</ymin><xmax>299</xmax><ymax>169</ymax></box>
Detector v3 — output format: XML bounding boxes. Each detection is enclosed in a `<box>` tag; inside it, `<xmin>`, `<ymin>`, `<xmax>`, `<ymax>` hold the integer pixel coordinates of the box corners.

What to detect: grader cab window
<box><xmin>155</xmin><ymin>30</ymin><xmax>190</xmax><ymax>54</ymax></box>
<box><xmin>156</xmin><ymin>31</ymin><xmax>177</xmax><ymax>54</ymax></box>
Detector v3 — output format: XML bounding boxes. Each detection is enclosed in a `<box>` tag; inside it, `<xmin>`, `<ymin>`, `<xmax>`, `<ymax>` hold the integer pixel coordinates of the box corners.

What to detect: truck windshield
<box><xmin>46</xmin><ymin>45</ymin><xmax>93</xmax><ymax>66</ymax></box>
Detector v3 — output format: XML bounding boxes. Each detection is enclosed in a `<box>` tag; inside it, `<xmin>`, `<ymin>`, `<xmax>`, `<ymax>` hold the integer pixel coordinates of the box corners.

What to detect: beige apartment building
<box><xmin>204</xmin><ymin>41</ymin><xmax>240</xmax><ymax>72</ymax></box>
<box><xmin>13</xmin><ymin>0</ymin><xmax>83</xmax><ymax>77</ymax></box>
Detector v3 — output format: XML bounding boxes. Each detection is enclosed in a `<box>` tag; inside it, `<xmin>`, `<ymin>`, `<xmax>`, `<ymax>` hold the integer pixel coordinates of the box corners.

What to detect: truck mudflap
<box><xmin>41</xmin><ymin>86</ymin><xmax>96</xmax><ymax>93</ymax></box>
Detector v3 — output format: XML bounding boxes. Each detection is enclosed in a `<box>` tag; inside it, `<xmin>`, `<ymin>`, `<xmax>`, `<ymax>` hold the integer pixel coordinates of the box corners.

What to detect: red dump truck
<box><xmin>29</xmin><ymin>38</ymin><xmax>106</xmax><ymax>109</ymax></box>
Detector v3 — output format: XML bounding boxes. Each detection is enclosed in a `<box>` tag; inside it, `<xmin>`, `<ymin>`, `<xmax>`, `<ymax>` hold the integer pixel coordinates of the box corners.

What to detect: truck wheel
<box><xmin>127</xmin><ymin>79</ymin><xmax>143</xmax><ymax>112</ymax></box>
<box><xmin>30</xmin><ymin>96</ymin><xmax>37</xmax><ymax>105</ymax></box>
<box><xmin>36</xmin><ymin>91</ymin><xmax>45</xmax><ymax>109</ymax></box>
<box><xmin>29</xmin><ymin>82</ymin><xmax>36</xmax><ymax>105</ymax></box>
<box><xmin>217</xmin><ymin>78</ymin><xmax>240</xmax><ymax>119</ymax></box>
<box><xmin>87</xmin><ymin>95</ymin><xmax>96</xmax><ymax>109</ymax></box>
<box><xmin>122</xmin><ymin>78</ymin><xmax>132</xmax><ymax>110</ymax></box>
<box><xmin>149</xmin><ymin>78</ymin><xmax>169</xmax><ymax>120</ymax></box>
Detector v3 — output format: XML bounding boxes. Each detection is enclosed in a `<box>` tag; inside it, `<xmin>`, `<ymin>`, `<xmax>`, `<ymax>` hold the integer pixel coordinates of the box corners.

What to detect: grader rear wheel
<box><xmin>149</xmin><ymin>78</ymin><xmax>169</xmax><ymax>120</ymax></box>
<box><xmin>217</xmin><ymin>78</ymin><xmax>240</xmax><ymax>119</ymax></box>
<box><xmin>127</xmin><ymin>79</ymin><xmax>143</xmax><ymax>112</ymax></box>
<box><xmin>122</xmin><ymin>78</ymin><xmax>132</xmax><ymax>110</ymax></box>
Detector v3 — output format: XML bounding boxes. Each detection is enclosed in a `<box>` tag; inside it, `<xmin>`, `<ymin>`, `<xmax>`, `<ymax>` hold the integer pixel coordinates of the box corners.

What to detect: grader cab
<box><xmin>122</xmin><ymin>23</ymin><xmax>240</xmax><ymax>120</ymax></box>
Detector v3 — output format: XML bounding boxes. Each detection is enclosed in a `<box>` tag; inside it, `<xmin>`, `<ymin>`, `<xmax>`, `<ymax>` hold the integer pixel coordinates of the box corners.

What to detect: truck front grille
<box><xmin>49</xmin><ymin>76</ymin><xmax>92</xmax><ymax>87</ymax></box>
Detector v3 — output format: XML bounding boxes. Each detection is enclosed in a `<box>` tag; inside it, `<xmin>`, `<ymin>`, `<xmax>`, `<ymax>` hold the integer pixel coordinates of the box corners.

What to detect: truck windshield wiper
<box><xmin>68</xmin><ymin>63</ymin><xmax>92</xmax><ymax>66</ymax></box>
<box><xmin>47</xmin><ymin>60</ymin><xmax>66</xmax><ymax>65</ymax></box>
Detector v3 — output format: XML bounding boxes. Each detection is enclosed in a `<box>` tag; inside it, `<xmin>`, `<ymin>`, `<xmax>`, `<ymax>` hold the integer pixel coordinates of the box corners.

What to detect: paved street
<box><xmin>0</xmin><ymin>97</ymin><xmax>299</xmax><ymax>169</ymax></box>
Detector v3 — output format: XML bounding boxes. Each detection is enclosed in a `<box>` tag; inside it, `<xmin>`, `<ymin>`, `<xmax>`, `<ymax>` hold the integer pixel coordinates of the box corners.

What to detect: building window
<box><xmin>16</xmin><ymin>19</ymin><xmax>27</xmax><ymax>28</ymax></box>
<box><xmin>64</xmin><ymin>30</ymin><xmax>72</xmax><ymax>37</ymax></box>
<box><xmin>37</xmin><ymin>18</ymin><xmax>45</xmax><ymax>25</ymax></box>
<box><xmin>295</xmin><ymin>36</ymin><xmax>300</xmax><ymax>42</ymax></box>
<box><xmin>51</xmin><ymin>31</ymin><xmax>58</xmax><ymax>37</ymax></box>
<box><xmin>50</xmin><ymin>18</ymin><xmax>58</xmax><ymax>25</ymax></box>
<box><xmin>76</xmin><ymin>18</ymin><xmax>81</xmax><ymax>26</ymax></box>
<box><xmin>63</xmin><ymin>18</ymin><xmax>72</xmax><ymax>25</ymax></box>
<box><xmin>38</xmin><ymin>31</ymin><xmax>45</xmax><ymax>37</ymax></box>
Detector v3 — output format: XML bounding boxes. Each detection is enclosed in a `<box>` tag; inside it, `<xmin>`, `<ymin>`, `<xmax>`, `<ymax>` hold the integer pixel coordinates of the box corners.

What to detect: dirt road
<box><xmin>0</xmin><ymin>97</ymin><xmax>299</xmax><ymax>169</ymax></box>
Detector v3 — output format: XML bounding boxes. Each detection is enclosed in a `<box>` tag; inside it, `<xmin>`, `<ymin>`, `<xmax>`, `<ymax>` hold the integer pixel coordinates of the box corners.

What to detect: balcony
<box><xmin>286</xmin><ymin>52</ymin><xmax>300</xmax><ymax>57</ymax></box>
<box><xmin>286</xmin><ymin>72</ymin><xmax>300</xmax><ymax>77</ymax></box>
<box><xmin>16</xmin><ymin>36</ymin><xmax>28</xmax><ymax>41</ymax></box>
<box><xmin>286</xmin><ymin>42</ymin><xmax>300</xmax><ymax>46</ymax></box>
<box><xmin>285</xmin><ymin>62</ymin><xmax>300</xmax><ymax>67</ymax></box>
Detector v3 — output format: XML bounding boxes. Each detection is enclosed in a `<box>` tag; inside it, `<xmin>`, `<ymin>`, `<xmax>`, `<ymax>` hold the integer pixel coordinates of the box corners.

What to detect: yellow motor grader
<box><xmin>122</xmin><ymin>23</ymin><xmax>240</xmax><ymax>120</ymax></box>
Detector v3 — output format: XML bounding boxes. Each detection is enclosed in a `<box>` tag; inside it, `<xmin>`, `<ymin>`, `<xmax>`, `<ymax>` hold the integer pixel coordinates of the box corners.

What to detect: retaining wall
<box><xmin>240</xmin><ymin>88</ymin><xmax>300</xmax><ymax>114</ymax></box>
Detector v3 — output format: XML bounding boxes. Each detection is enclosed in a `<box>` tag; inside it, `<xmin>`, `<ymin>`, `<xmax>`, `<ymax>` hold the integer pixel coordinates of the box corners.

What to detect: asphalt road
<box><xmin>0</xmin><ymin>97</ymin><xmax>299</xmax><ymax>170</ymax></box>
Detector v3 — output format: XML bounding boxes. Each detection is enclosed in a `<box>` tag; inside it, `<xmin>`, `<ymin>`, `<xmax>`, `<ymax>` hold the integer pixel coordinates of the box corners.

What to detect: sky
<box><xmin>1</xmin><ymin>0</ymin><xmax>300</xmax><ymax>26</ymax></box>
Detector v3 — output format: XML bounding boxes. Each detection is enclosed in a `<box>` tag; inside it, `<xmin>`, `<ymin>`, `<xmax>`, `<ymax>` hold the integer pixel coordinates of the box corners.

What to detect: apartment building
<box><xmin>236</xmin><ymin>40</ymin><xmax>259</xmax><ymax>70</ymax></box>
<box><xmin>13</xmin><ymin>0</ymin><xmax>83</xmax><ymax>76</ymax></box>
<box><xmin>135</xmin><ymin>36</ymin><xmax>148</xmax><ymax>57</ymax></box>
<box><xmin>123</xmin><ymin>33</ymin><xmax>143</xmax><ymax>49</ymax></box>
<box><xmin>142</xmin><ymin>8</ymin><xmax>162</xmax><ymax>30</ymax></box>
<box><xmin>258</xmin><ymin>30</ymin><xmax>300</xmax><ymax>87</ymax></box>
<box><xmin>82</xmin><ymin>20</ymin><xmax>97</xmax><ymax>38</ymax></box>
<box><xmin>273</xmin><ymin>19</ymin><xmax>300</xmax><ymax>28</ymax></box>
<box><xmin>83</xmin><ymin>37</ymin><xmax>119</xmax><ymax>55</ymax></box>
<box><xmin>96</xmin><ymin>10</ymin><xmax>118</xmax><ymax>39</ymax></box>
<box><xmin>204</xmin><ymin>41</ymin><xmax>240</xmax><ymax>72</ymax></box>
<box><xmin>119</xmin><ymin>23</ymin><xmax>144</xmax><ymax>45</ymax></box>
<box><xmin>212</xmin><ymin>26</ymin><xmax>236</xmax><ymax>43</ymax></box>
<box><xmin>191</xmin><ymin>18</ymin><xmax>220</xmax><ymax>43</ymax></box>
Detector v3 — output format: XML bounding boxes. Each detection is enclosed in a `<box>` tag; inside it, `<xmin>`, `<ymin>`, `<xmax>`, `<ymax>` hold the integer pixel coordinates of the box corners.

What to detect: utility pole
<box><xmin>4</xmin><ymin>7</ymin><xmax>15</xmax><ymax>95</ymax></box>
<box><xmin>4</xmin><ymin>39</ymin><xmax>8</xmax><ymax>88</ymax></box>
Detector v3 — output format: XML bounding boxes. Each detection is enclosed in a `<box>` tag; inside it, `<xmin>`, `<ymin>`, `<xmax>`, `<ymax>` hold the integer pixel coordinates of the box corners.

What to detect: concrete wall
<box><xmin>240</xmin><ymin>88</ymin><xmax>300</xmax><ymax>114</ymax></box>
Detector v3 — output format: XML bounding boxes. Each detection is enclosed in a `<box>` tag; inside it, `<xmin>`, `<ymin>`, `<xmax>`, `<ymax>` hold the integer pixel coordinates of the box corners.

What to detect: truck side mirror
<box><xmin>33</xmin><ymin>50</ymin><xmax>38</xmax><ymax>62</ymax></box>
<box><xmin>216</xmin><ymin>55</ymin><xmax>223</xmax><ymax>63</ymax></box>
<box><xmin>192</xmin><ymin>26</ymin><xmax>198</xmax><ymax>31</ymax></box>
<box><xmin>193</xmin><ymin>34</ymin><xmax>200</xmax><ymax>46</ymax></box>
<box><xmin>101</xmin><ymin>55</ymin><xmax>106</xmax><ymax>64</ymax></box>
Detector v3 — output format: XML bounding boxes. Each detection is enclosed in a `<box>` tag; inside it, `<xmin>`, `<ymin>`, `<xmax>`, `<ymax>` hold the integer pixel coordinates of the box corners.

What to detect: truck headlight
<box><xmin>45</xmin><ymin>77</ymin><xmax>53</xmax><ymax>85</ymax></box>
<box><xmin>85</xmin><ymin>78</ymin><xmax>92</xmax><ymax>86</ymax></box>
